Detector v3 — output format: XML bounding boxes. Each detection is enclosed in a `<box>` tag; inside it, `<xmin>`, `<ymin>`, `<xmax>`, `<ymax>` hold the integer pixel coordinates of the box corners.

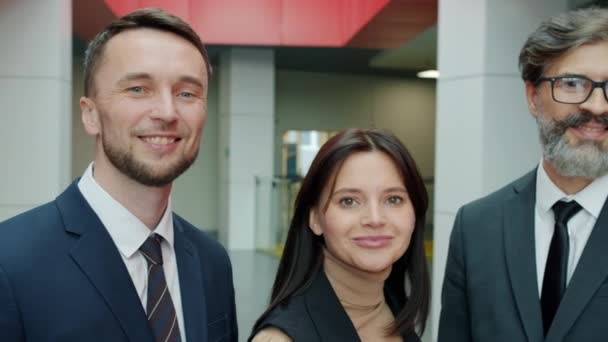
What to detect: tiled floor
<box><xmin>230</xmin><ymin>250</ymin><xmax>432</xmax><ymax>342</ymax></box>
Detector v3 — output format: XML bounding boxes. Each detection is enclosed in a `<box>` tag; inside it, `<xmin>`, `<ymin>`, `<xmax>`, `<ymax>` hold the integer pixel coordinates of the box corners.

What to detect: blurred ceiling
<box><xmin>73</xmin><ymin>0</ymin><xmax>438</xmax><ymax>78</ymax></box>
<box><xmin>74</xmin><ymin>0</ymin><xmax>608</xmax><ymax>78</ymax></box>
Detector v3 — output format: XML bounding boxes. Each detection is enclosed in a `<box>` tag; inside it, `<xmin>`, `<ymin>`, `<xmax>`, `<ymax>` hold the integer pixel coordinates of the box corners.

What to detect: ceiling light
<box><xmin>417</xmin><ymin>70</ymin><xmax>439</xmax><ymax>79</ymax></box>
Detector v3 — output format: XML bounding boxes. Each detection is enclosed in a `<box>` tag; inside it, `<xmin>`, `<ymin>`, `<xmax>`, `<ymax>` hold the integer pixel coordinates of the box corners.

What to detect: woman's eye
<box><xmin>386</xmin><ymin>196</ymin><xmax>404</xmax><ymax>205</ymax></box>
<box><xmin>339</xmin><ymin>197</ymin><xmax>356</xmax><ymax>207</ymax></box>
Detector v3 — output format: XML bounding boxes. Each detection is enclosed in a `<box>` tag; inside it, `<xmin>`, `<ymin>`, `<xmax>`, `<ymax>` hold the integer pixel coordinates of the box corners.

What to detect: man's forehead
<box><xmin>97</xmin><ymin>28</ymin><xmax>207</xmax><ymax>79</ymax></box>
<box><xmin>545</xmin><ymin>41</ymin><xmax>608</xmax><ymax>75</ymax></box>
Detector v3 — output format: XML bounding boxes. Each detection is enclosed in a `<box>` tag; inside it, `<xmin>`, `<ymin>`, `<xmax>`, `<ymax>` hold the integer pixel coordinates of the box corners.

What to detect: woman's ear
<box><xmin>308</xmin><ymin>209</ymin><xmax>323</xmax><ymax>236</ymax></box>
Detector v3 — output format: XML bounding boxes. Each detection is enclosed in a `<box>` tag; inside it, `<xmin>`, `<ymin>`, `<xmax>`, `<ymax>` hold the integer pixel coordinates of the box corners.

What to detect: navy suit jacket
<box><xmin>0</xmin><ymin>182</ymin><xmax>238</xmax><ymax>342</ymax></box>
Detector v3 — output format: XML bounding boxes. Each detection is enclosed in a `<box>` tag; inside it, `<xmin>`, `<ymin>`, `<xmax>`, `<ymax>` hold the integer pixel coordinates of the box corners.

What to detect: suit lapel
<box><xmin>546</xmin><ymin>195</ymin><xmax>608</xmax><ymax>342</ymax></box>
<box><xmin>174</xmin><ymin>218</ymin><xmax>207</xmax><ymax>342</ymax></box>
<box><xmin>57</xmin><ymin>183</ymin><xmax>154</xmax><ymax>342</ymax></box>
<box><xmin>305</xmin><ymin>270</ymin><xmax>360</xmax><ymax>341</ymax></box>
<box><xmin>503</xmin><ymin>170</ymin><xmax>544</xmax><ymax>342</ymax></box>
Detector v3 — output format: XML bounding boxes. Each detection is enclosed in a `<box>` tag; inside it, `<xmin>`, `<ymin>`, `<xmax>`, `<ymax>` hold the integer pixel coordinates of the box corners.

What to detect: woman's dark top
<box><xmin>250</xmin><ymin>270</ymin><xmax>420</xmax><ymax>341</ymax></box>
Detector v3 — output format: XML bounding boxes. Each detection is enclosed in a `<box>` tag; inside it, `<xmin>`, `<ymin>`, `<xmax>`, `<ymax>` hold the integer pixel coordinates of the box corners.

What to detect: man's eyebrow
<box><xmin>178</xmin><ymin>76</ymin><xmax>205</xmax><ymax>89</ymax></box>
<box><xmin>117</xmin><ymin>72</ymin><xmax>153</xmax><ymax>84</ymax></box>
<box><xmin>116</xmin><ymin>73</ymin><xmax>206</xmax><ymax>90</ymax></box>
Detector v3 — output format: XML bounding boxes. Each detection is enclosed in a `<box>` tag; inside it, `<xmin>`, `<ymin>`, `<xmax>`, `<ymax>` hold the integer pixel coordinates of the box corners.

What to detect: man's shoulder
<box><xmin>0</xmin><ymin>200</ymin><xmax>64</xmax><ymax>265</ymax></box>
<box><xmin>461</xmin><ymin>169</ymin><xmax>536</xmax><ymax>214</ymax></box>
<box><xmin>0</xmin><ymin>200</ymin><xmax>57</xmax><ymax>226</ymax></box>
<box><xmin>172</xmin><ymin>214</ymin><xmax>229</xmax><ymax>258</ymax></box>
<box><xmin>0</xmin><ymin>200</ymin><xmax>61</xmax><ymax>240</ymax></box>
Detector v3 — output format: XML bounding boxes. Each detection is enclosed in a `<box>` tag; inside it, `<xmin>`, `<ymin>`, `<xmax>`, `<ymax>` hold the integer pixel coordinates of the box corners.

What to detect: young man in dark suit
<box><xmin>439</xmin><ymin>8</ymin><xmax>608</xmax><ymax>342</ymax></box>
<box><xmin>0</xmin><ymin>8</ymin><xmax>237</xmax><ymax>342</ymax></box>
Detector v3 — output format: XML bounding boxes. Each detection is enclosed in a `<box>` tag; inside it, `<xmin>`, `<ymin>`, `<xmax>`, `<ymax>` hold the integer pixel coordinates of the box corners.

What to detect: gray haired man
<box><xmin>439</xmin><ymin>8</ymin><xmax>608</xmax><ymax>342</ymax></box>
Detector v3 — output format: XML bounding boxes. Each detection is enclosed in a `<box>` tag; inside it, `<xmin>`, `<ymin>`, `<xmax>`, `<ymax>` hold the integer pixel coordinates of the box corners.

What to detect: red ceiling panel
<box><xmin>281</xmin><ymin>0</ymin><xmax>344</xmax><ymax>47</ymax></box>
<box><xmin>140</xmin><ymin>0</ymin><xmax>190</xmax><ymax>20</ymax></box>
<box><xmin>106</xmin><ymin>0</ymin><xmax>190</xmax><ymax>21</ymax></box>
<box><xmin>104</xmin><ymin>0</ymin><xmax>138</xmax><ymax>16</ymax></box>
<box><xmin>93</xmin><ymin>0</ymin><xmax>432</xmax><ymax>48</ymax></box>
<box><xmin>190</xmin><ymin>0</ymin><xmax>282</xmax><ymax>46</ymax></box>
<box><xmin>342</xmin><ymin>0</ymin><xmax>390</xmax><ymax>43</ymax></box>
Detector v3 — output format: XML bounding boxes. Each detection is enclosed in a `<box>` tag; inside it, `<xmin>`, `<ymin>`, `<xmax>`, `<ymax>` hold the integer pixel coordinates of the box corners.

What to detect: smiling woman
<box><xmin>249</xmin><ymin>128</ymin><xmax>430</xmax><ymax>342</ymax></box>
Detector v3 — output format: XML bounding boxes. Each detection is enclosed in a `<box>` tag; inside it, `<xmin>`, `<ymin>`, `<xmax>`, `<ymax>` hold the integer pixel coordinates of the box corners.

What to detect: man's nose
<box><xmin>150</xmin><ymin>92</ymin><xmax>178</xmax><ymax>121</ymax></box>
<box><xmin>579</xmin><ymin>87</ymin><xmax>608</xmax><ymax>116</ymax></box>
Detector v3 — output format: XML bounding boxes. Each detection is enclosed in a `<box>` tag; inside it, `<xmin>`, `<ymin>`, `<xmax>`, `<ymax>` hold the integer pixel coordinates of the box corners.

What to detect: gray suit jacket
<box><xmin>439</xmin><ymin>169</ymin><xmax>608</xmax><ymax>342</ymax></box>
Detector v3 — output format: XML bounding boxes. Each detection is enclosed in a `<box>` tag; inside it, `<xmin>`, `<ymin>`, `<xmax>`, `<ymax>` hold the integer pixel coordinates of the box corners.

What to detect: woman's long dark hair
<box><xmin>252</xmin><ymin>128</ymin><xmax>430</xmax><ymax>336</ymax></box>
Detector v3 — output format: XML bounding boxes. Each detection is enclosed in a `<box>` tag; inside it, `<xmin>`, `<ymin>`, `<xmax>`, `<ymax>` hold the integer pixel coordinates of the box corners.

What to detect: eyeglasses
<box><xmin>536</xmin><ymin>75</ymin><xmax>608</xmax><ymax>104</ymax></box>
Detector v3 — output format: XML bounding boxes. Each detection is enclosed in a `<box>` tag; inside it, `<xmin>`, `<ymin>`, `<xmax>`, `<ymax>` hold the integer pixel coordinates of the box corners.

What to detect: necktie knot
<box><xmin>140</xmin><ymin>234</ymin><xmax>163</xmax><ymax>266</ymax></box>
<box><xmin>552</xmin><ymin>200</ymin><xmax>582</xmax><ymax>225</ymax></box>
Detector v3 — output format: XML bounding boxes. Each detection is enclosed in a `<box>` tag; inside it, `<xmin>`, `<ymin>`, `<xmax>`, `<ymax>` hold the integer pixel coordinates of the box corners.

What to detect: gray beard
<box><xmin>537</xmin><ymin>111</ymin><xmax>608</xmax><ymax>179</ymax></box>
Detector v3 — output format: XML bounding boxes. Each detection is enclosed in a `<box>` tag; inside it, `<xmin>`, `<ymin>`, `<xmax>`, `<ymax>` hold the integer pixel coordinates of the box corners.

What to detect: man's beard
<box><xmin>101</xmin><ymin>128</ymin><xmax>198</xmax><ymax>187</ymax></box>
<box><xmin>537</xmin><ymin>109</ymin><xmax>608</xmax><ymax>179</ymax></box>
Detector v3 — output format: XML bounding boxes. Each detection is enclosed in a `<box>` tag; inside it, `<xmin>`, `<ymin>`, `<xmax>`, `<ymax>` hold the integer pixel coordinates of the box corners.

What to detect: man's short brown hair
<box><xmin>83</xmin><ymin>7</ymin><xmax>211</xmax><ymax>96</ymax></box>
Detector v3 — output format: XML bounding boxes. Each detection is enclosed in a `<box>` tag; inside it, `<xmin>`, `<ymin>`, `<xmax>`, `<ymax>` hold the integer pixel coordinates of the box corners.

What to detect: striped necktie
<box><xmin>140</xmin><ymin>234</ymin><xmax>181</xmax><ymax>342</ymax></box>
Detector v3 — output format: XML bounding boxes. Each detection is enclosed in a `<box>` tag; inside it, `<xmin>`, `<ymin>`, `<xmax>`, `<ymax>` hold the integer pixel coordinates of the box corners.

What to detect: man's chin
<box><xmin>133</xmin><ymin>163</ymin><xmax>193</xmax><ymax>187</ymax></box>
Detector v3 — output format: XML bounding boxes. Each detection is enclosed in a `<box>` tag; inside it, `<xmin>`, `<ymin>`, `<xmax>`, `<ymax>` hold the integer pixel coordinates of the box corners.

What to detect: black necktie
<box><xmin>541</xmin><ymin>200</ymin><xmax>582</xmax><ymax>335</ymax></box>
<box><xmin>140</xmin><ymin>234</ymin><xmax>181</xmax><ymax>342</ymax></box>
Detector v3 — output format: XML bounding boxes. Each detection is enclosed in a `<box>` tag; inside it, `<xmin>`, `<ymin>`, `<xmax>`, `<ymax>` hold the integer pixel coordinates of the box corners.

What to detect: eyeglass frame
<box><xmin>535</xmin><ymin>75</ymin><xmax>608</xmax><ymax>104</ymax></box>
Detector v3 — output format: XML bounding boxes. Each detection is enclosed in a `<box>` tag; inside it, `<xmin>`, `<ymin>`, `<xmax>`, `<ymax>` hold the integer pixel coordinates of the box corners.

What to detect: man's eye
<box><xmin>179</xmin><ymin>92</ymin><xmax>193</xmax><ymax>98</ymax></box>
<box><xmin>129</xmin><ymin>86</ymin><xmax>144</xmax><ymax>93</ymax></box>
<box><xmin>560</xmin><ymin>78</ymin><xmax>586</xmax><ymax>90</ymax></box>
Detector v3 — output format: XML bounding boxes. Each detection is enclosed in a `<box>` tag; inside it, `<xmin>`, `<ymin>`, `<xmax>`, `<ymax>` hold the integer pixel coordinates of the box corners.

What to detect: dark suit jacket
<box><xmin>0</xmin><ymin>182</ymin><xmax>238</xmax><ymax>342</ymax></box>
<box><xmin>439</xmin><ymin>169</ymin><xmax>608</xmax><ymax>342</ymax></box>
<box><xmin>251</xmin><ymin>269</ymin><xmax>420</xmax><ymax>341</ymax></box>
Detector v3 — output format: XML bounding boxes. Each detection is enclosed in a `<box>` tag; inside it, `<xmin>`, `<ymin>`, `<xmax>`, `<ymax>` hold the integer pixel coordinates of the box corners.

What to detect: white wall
<box><xmin>0</xmin><ymin>0</ymin><xmax>72</xmax><ymax>221</ymax></box>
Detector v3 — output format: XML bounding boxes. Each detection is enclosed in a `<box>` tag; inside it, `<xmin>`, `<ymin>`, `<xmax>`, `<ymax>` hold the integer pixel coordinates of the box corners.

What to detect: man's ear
<box><xmin>80</xmin><ymin>96</ymin><xmax>100</xmax><ymax>136</ymax></box>
<box><xmin>525</xmin><ymin>81</ymin><xmax>540</xmax><ymax>118</ymax></box>
<box><xmin>308</xmin><ymin>209</ymin><xmax>323</xmax><ymax>236</ymax></box>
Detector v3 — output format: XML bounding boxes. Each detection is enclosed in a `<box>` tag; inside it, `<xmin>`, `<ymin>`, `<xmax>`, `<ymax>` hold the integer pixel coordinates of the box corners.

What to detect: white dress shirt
<box><xmin>535</xmin><ymin>162</ymin><xmax>608</xmax><ymax>297</ymax></box>
<box><xmin>78</xmin><ymin>163</ymin><xmax>186</xmax><ymax>341</ymax></box>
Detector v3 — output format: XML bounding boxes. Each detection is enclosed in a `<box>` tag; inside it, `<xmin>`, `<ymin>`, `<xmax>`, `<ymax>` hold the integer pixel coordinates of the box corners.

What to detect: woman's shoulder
<box><xmin>251</xmin><ymin>327</ymin><xmax>293</xmax><ymax>342</ymax></box>
<box><xmin>250</xmin><ymin>295</ymin><xmax>313</xmax><ymax>341</ymax></box>
<box><xmin>402</xmin><ymin>329</ymin><xmax>421</xmax><ymax>342</ymax></box>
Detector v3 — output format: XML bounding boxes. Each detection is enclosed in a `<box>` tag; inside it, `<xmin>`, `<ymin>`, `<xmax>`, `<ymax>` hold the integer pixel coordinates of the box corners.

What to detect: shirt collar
<box><xmin>77</xmin><ymin>163</ymin><xmax>175</xmax><ymax>258</ymax></box>
<box><xmin>537</xmin><ymin>160</ymin><xmax>608</xmax><ymax>219</ymax></box>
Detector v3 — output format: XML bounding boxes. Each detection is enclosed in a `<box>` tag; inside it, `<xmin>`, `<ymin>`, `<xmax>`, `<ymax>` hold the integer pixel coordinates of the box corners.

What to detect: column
<box><xmin>218</xmin><ymin>48</ymin><xmax>275</xmax><ymax>250</ymax></box>
<box><xmin>0</xmin><ymin>0</ymin><xmax>72</xmax><ymax>220</ymax></box>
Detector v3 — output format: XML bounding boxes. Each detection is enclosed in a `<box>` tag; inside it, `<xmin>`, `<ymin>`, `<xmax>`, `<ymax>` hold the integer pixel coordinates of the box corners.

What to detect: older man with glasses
<box><xmin>439</xmin><ymin>7</ymin><xmax>608</xmax><ymax>342</ymax></box>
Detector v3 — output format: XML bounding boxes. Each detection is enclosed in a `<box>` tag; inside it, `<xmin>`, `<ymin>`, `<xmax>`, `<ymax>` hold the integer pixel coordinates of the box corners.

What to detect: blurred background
<box><xmin>1</xmin><ymin>0</ymin><xmax>606</xmax><ymax>340</ymax></box>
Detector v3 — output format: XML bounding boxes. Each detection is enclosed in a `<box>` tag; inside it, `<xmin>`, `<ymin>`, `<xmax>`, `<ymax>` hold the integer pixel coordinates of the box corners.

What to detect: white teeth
<box><xmin>579</xmin><ymin>126</ymin><xmax>605</xmax><ymax>132</ymax></box>
<box><xmin>141</xmin><ymin>136</ymin><xmax>177</xmax><ymax>144</ymax></box>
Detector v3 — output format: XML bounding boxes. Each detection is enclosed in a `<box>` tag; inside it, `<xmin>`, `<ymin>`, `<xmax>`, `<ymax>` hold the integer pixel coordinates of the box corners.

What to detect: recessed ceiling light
<box><xmin>417</xmin><ymin>70</ymin><xmax>439</xmax><ymax>79</ymax></box>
